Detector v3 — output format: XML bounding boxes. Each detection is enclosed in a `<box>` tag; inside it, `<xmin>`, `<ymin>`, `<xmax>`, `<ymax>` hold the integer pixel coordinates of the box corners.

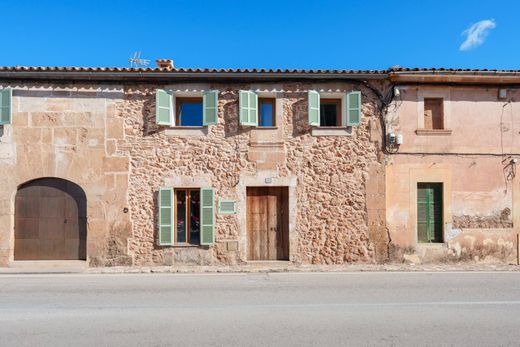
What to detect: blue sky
<box><xmin>2</xmin><ymin>0</ymin><xmax>518</xmax><ymax>70</ymax></box>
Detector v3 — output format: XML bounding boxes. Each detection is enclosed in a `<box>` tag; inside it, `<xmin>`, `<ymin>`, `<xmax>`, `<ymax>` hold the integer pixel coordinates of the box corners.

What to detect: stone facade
<box><xmin>0</xmin><ymin>78</ymin><xmax>388</xmax><ymax>267</ymax></box>
<box><xmin>4</xmin><ymin>67</ymin><xmax>518</xmax><ymax>267</ymax></box>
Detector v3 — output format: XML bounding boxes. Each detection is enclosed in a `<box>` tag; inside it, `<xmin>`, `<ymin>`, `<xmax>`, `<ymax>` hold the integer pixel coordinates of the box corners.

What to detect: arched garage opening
<box><xmin>14</xmin><ymin>178</ymin><xmax>87</xmax><ymax>260</ymax></box>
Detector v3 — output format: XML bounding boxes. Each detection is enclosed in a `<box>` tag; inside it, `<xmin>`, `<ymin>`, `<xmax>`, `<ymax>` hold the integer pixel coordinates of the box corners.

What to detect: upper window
<box><xmin>320</xmin><ymin>99</ymin><xmax>341</xmax><ymax>127</ymax></box>
<box><xmin>259</xmin><ymin>98</ymin><xmax>275</xmax><ymax>127</ymax></box>
<box><xmin>175</xmin><ymin>188</ymin><xmax>201</xmax><ymax>245</ymax></box>
<box><xmin>423</xmin><ymin>98</ymin><xmax>444</xmax><ymax>130</ymax></box>
<box><xmin>176</xmin><ymin>97</ymin><xmax>203</xmax><ymax>127</ymax></box>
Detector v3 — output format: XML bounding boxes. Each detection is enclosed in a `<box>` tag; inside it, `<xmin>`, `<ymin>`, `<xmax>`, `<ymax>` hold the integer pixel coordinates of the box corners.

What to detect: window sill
<box><xmin>171</xmin><ymin>243</ymin><xmax>202</xmax><ymax>248</ymax></box>
<box><xmin>165</xmin><ymin>126</ymin><xmax>208</xmax><ymax>137</ymax></box>
<box><xmin>311</xmin><ymin>126</ymin><xmax>352</xmax><ymax>137</ymax></box>
<box><xmin>415</xmin><ymin>129</ymin><xmax>452</xmax><ymax>136</ymax></box>
<box><xmin>254</xmin><ymin>126</ymin><xmax>278</xmax><ymax>130</ymax></box>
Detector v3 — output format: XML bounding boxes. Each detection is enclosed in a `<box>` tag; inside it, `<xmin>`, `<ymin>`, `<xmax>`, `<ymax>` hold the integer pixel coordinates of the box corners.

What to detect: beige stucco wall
<box><xmin>386</xmin><ymin>86</ymin><xmax>520</xmax><ymax>262</ymax></box>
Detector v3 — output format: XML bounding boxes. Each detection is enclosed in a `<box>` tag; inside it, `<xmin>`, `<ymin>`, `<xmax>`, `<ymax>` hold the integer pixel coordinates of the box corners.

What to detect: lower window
<box><xmin>175</xmin><ymin>188</ymin><xmax>200</xmax><ymax>244</ymax></box>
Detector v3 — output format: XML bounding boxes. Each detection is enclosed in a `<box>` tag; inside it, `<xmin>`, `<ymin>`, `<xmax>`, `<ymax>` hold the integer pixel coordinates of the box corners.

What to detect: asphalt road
<box><xmin>0</xmin><ymin>272</ymin><xmax>519</xmax><ymax>346</ymax></box>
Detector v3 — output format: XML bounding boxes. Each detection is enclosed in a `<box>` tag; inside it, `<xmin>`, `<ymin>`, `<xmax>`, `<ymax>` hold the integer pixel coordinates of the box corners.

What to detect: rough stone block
<box><xmin>46</xmin><ymin>98</ymin><xmax>73</xmax><ymax>112</ymax></box>
<box><xmin>14</xmin><ymin>128</ymin><xmax>41</xmax><ymax>144</ymax></box>
<box><xmin>0</xmin><ymin>144</ymin><xmax>15</xmax><ymax>159</ymax></box>
<box><xmin>103</xmin><ymin>157</ymin><xmax>129</xmax><ymax>172</ymax></box>
<box><xmin>54</xmin><ymin>128</ymin><xmax>77</xmax><ymax>146</ymax></box>
<box><xmin>31</xmin><ymin>112</ymin><xmax>62</xmax><ymax>127</ymax></box>
<box><xmin>12</xmin><ymin>112</ymin><xmax>28</xmax><ymax>127</ymax></box>
<box><xmin>107</xmin><ymin>118</ymin><xmax>125</xmax><ymax>139</ymax></box>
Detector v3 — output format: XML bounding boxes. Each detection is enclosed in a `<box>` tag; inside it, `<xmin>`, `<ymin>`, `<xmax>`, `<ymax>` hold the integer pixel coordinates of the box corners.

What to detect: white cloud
<box><xmin>460</xmin><ymin>19</ymin><xmax>496</xmax><ymax>51</ymax></box>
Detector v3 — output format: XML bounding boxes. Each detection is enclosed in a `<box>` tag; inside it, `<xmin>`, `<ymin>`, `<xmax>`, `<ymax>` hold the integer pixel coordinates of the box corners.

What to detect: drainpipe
<box><xmin>517</xmin><ymin>233</ymin><xmax>520</xmax><ymax>265</ymax></box>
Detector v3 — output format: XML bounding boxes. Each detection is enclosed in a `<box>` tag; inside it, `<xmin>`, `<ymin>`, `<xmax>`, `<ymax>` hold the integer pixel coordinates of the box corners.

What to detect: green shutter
<box><xmin>308</xmin><ymin>90</ymin><xmax>320</xmax><ymax>126</ymax></box>
<box><xmin>417</xmin><ymin>183</ymin><xmax>443</xmax><ymax>243</ymax></box>
<box><xmin>219</xmin><ymin>200</ymin><xmax>236</xmax><ymax>214</ymax></box>
<box><xmin>200</xmin><ymin>187</ymin><xmax>215</xmax><ymax>245</ymax></box>
<box><xmin>158</xmin><ymin>188</ymin><xmax>174</xmax><ymax>245</ymax></box>
<box><xmin>0</xmin><ymin>88</ymin><xmax>12</xmax><ymax>125</ymax></box>
<box><xmin>156</xmin><ymin>89</ymin><xmax>173</xmax><ymax>125</ymax></box>
<box><xmin>347</xmin><ymin>91</ymin><xmax>362</xmax><ymax>126</ymax></box>
<box><xmin>239</xmin><ymin>90</ymin><xmax>258</xmax><ymax>126</ymax></box>
<box><xmin>203</xmin><ymin>90</ymin><xmax>218</xmax><ymax>125</ymax></box>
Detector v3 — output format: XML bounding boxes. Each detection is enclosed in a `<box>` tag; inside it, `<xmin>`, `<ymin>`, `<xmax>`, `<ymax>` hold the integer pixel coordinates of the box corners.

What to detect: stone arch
<box><xmin>14</xmin><ymin>177</ymin><xmax>87</xmax><ymax>260</ymax></box>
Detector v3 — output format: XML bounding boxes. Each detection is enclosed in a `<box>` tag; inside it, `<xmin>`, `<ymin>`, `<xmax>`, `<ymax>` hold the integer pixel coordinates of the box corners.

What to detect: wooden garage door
<box><xmin>247</xmin><ymin>187</ymin><xmax>289</xmax><ymax>260</ymax></box>
<box><xmin>14</xmin><ymin>178</ymin><xmax>87</xmax><ymax>260</ymax></box>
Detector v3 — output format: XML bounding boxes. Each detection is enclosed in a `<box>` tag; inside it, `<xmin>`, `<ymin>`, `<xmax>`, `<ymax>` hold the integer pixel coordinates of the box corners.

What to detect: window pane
<box><xmin>320</xmin><ymin>102</ymin><xmax>339</xmax><ymax>126</ymax></box>
<box><xmin>176</xmin><ymin>190</ymin><xmax>187</xmax><ymax>243</ymax></box>
<box><xmin>260</xmin><ymin>102</ymin><xmax>273</xmax><ymax>126</ymax></box>
<box><xmin>179</xmin><ymin>101</ymin><xmax>203</xmax><ymax>126</ymax></box>
<box><xmin>190</xmin><ymin>190</ymin><xmax>200</xmax><ymax>245</ymax></box>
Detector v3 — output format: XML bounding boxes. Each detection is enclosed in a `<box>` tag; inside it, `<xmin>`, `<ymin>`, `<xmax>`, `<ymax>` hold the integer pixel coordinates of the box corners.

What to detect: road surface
<box><xmin>0</xmin><ymin>271</ymin><xmax>519</xmax><ymax>346</ymax></box>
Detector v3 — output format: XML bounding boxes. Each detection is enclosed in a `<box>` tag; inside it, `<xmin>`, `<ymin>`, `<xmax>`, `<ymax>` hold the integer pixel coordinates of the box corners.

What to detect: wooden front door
<box><xmin>247</xmin><ymin>187</ymin><xmax>289</xmax><ymax>260</ymax></box>
<box><xmin>14</xmin><ymin>178</ymin><xmax>87</xmax><ymax>260</ymax></box>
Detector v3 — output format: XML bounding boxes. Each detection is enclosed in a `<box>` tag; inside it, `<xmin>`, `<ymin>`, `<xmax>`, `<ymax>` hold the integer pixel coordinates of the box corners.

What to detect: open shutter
<box><xmin>0</xmin><ymin>88</ymin><xmax>12</xmax><ymax>125</ymax></box>
<box><xmin>158</xmin><ymin>188</ymin><xmax>173</xmax><ymax>245</ymax></box>
<box><xmin>239</xmin><ymin>90</ymin><xmax>258</xmax><ymax>126</ymax></box>
<box><xmin>347</xmin><ymin>91</ymin><xmax>362</xmax><ymax>126</ymax></box>
<box><xmin>308</xmin><ymin>90</ymin><xmax>320</xmax><ymax>126</ymax></box>
<box><xmin>156</xmin><ymin>89</ymin><xmax>173</xmax><ymax>126</ymax></box>
<box><xmin>203</xmin><ymin>90</ymin><xmax>218</xmax><ymax>125</ymax></box>
<box><xmin>200</xmin><ymin>188</ymin><xmax>215</xmax><ymax>245</ymax></box>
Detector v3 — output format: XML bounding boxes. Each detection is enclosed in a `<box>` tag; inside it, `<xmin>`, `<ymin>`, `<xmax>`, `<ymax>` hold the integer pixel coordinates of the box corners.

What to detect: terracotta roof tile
<box><xmin>0</xmin><ymin>66</ymin><xmax>388</xmax><ymax>74</ymax></box>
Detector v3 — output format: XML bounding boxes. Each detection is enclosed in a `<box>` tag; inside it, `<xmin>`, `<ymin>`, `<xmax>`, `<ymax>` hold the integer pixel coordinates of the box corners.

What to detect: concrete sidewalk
<box><xmin>1</xmin><ymin>260</ymin><xmax>520</xmax><ymax>274</ymax></box>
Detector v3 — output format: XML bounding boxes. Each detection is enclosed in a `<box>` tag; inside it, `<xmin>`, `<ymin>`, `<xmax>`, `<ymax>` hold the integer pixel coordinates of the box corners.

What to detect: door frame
<box><xmin>237</xmin><ymin>174</ymin><xmax>297</xmax><ymax>262</ymax></box>
<box><xmin>246</xmin><ymin>186</ymin><xmax>289</xmax><ymax>260</ymax></box>
<box><xmin>409</xmin><ymin>168</ymin><xmax>452</xmax><ymax>245</ymax></box>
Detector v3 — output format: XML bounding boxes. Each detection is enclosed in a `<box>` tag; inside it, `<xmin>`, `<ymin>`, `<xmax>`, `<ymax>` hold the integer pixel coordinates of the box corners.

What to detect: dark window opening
<box><xmin>175</xmin><ymin>189</ymin><xmax>200</xmax><ymax>244</ymax></box>
<box><xmin>259</xmin><ymin>98</ymin><xmax>276</xmax><ymax>127</ymax></box>
<box><xmin>320</xmin><ymin>99</ymin><xmax>341</xmax><ymax>126</ymax></box>
<box><xmin>176</xmin><ymin>97</ymin><xmax>203</xmax><ymax>126</ymax></box>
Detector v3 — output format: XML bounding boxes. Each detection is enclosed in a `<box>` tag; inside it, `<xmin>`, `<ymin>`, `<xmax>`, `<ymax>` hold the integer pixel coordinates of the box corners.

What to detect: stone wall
<box><xmin>0</xmin><ymin>80</ymin><xmax>388</xmax><ymax>267</ymax></box>
<box><xmin>117</xmin><ymin>81</ymin><xmax>388</xmax><ymax>266</ymax></box>
<box><xmin>0</xmin><ymin>84</ymin><xmax>132</xmax><ymax>266</ymax></box>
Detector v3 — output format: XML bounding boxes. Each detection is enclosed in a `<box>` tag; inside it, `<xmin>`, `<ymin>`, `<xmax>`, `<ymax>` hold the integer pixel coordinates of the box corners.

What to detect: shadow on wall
<box><xmin>291</xmin><ymin>98</ymin><xmax>311</xmax><ymax>137</ymax></box>
<box><xmin>139</xmin><ymin>93</ymin><xmax>157</xmax><ymax>137</ymax></box>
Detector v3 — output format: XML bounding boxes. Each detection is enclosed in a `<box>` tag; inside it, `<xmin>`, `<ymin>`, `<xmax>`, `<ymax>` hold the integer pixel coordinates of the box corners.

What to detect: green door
<box><xmin>417</xmin><ymin>183</ymin><xmax>443</xmax><ymax>243</ymax></box>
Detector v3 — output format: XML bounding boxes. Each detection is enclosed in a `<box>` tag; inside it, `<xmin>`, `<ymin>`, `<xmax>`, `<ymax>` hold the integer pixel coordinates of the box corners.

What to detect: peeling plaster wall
<box><xmin>386</xmin><ymin>86</ymin><xmax>520</xmax><ymax>263</ymax></box>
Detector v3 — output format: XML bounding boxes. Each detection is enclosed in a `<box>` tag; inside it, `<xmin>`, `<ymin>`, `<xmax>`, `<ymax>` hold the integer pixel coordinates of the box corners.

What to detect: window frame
<box><xmin>319</xmin><ymin>98</ymin><xmax>342</xmax><ymax>127</ymax></box>
<box><xmin>175</xmin><ymin>97</ymin><xmax>204</xmax><ymax>127</ymax></box>
<box><xmin>174</xmin><ymin>188</ymin><xmax>201</xmax><ymax>245</ymax></box>
<box><xmin>258</xmin><ymin>97</ymin><xmax>276</xmax><ymax>127</ymax></box>
<box><xmin>423</xmin><ymin>97</ymin><xmax>444</xmax><ymax>130</ymax></box>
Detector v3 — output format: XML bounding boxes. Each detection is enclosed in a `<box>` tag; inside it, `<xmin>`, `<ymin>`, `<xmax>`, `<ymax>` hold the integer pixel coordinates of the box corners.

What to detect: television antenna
<box><xmin>129</xmin><ymin>52</ymin><xmax>150</xmax><ymax>67</ymax></box>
